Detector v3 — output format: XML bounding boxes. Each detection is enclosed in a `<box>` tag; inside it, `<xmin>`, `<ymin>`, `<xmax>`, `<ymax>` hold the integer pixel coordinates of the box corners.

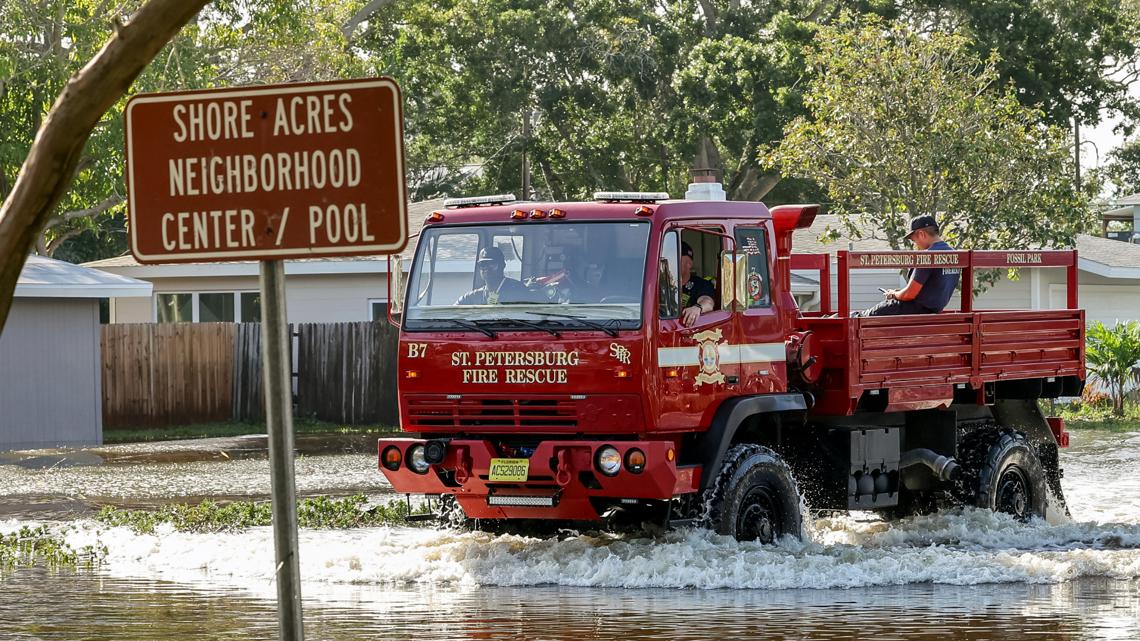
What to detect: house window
<box><xmin>157</xmin><ymin>293</ymin><xmax>193</xmax><ymax>323</ymax></box>
<box><xmin>369</xmin><ymin>299</ymin><xmax>388</xmax><ymax>321</ymax></box>
<box><xmin>156</xmin><ymin>291</ymin><xmax>260</xmax><ymax>323</ymax></box>
<box><xmin>199</xmin><ymin>293</ymin><xmax>235</xmax><ymax>322</ymax></box>
<box><xmin>240</xmin><ymin>292</ymin><xmax>261</xmax><ymax>322</ymax></box>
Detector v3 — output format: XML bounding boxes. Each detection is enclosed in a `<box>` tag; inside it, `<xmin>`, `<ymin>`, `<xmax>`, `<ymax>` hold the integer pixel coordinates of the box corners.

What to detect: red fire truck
<box><xmin>378</xmin><ymin>192</ymin><xmax>1083</xmax><ymax>542</ymax></box>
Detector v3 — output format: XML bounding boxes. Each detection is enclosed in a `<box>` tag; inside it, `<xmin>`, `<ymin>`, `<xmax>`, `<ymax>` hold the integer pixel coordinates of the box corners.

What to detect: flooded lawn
<box><xmin>2</xmin><ymin>430</ymin><xmax>1140</xmax><ymax>639</ymax></box>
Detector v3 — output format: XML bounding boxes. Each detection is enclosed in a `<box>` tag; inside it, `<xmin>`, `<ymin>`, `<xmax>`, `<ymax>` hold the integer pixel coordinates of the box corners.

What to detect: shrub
<box><xmin>1086</xmin><ymin>321</ymin><xmax>1140</xmax><ymax>417</ymax></box>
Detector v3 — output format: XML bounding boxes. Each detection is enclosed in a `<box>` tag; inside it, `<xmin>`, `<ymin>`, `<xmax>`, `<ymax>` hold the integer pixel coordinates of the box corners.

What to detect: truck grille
<box><xmin>405</xmin><ymin>395</ymin><xmax>579</xmax><ymax>429</ymax></box>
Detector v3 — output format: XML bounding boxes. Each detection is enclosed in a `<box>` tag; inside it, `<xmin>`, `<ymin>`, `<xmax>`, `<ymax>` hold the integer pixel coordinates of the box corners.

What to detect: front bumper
<box><xmin>377</xmin><ymin>438</ymin><xmax>701</xmax><ymax>520</ymax></box>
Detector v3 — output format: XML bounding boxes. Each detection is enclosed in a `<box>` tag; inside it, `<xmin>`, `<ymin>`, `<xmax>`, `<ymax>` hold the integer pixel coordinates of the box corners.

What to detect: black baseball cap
<box><xmin>904</xmin><ymin>215</ymin><xmax>939</xmax><ymax>240</ymax></box>
<box><xmin>476</xmin><ymin>246</ymin><xmax>506</xmax><ymax>266</ymax></box>
<box><xmin>681</xmin><ymin>241</ymin><xmax>694</xmax><ymax>258</ymax></box>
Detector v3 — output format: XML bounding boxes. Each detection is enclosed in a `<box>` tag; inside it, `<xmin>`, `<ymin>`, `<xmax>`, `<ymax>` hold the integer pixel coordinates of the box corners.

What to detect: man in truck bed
<box><xmin>859</xmin><ymin>214</ymin><xmax>960</xmax><ymax>316</ymax></box>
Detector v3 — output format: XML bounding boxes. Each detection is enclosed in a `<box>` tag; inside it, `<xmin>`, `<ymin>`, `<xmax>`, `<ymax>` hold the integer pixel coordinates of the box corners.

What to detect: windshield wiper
<box><xmin>485</xmin><ymin>318</ymin><xmax>562</xmax><ymax>337</ymax></box>
<box><xmin>434</xmin><ymin>318</ymin><xmax>496</xmax><ymax>338</ymax></box>
<box><xmin>525</xmin><ymin>312</ymin><xmax>619</xmax><ymax>337</ymax></box>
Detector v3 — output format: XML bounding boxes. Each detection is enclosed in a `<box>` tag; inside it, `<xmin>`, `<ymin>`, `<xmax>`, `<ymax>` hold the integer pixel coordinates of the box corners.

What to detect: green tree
<box><xmin>900</xmin><ymin>0</ymin><xmax>1140</xmax><ymax>130</ymax></box>
<box><xmin>768</xmin><ymin>14</ymin><xmax>1091</xmax><ymax>251</ymax></box>
<box><xmin>1086</xmin><ymin>321</ymin><xmax>1140</xmax><ymax>417</ymax></box>
<box><xmin>0</xmin><ymin>0</ymin><xmax>372</xmax><ymax>262</ymax></box>
<box><xmin>0</xmin><ymin>0</ymin><xmax>213</xmax><ymax>333</ymax></box>
<box><xmin>359</xmin><ymin>0</ymin><xmax>826</xmax><ymax>203</ymax></box>
<box><xmin>1098</xmin><ymin>138</ymin><xmax>1140</xmax><ymax>198</ymax></box>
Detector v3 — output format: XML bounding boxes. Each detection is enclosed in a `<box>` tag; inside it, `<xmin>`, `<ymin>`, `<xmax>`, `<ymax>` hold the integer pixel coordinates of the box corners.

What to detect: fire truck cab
<box><xmin>378</xmin><ymin>191</ymin><xmax>1084</xmax><ymax>541</ymax></box>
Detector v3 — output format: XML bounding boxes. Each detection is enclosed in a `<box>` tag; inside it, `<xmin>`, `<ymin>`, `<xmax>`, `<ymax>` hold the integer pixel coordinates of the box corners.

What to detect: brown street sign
<box><xmin>125</xmin><ymin>78</ymin><xmax>407</xmax><ymax>264</ymax></box>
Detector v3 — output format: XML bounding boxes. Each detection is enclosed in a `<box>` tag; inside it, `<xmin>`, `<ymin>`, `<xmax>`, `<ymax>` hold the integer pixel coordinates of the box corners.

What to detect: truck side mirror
<box><xmin>387</xmin><ymin>253</ymin><xmax>406</xmax><ymax>327</ymax></box>
<box><xmin>720</xmin><ymin>250</ymin><xmax>748</xmax><ymax>312</ymax></box>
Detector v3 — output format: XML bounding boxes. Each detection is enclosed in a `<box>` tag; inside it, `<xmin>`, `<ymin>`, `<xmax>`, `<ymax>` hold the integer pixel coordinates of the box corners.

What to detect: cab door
<box><xmin>731</xmin><ymin>223</ymin><xmax>786</xmax><ymax>394</ymax></box>
<box><xmin>654</xmin><ymin>226</ymin><xmax>741</xmax><ymax>430</ymax></box>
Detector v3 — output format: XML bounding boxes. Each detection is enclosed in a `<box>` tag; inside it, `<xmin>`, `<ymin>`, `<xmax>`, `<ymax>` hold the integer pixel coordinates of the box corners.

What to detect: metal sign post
<box><xmin>123</xmin><ymin>77</ymin><xmax>407</xmax><ymax>641</ymax></box>
<box><xmin>260</xmin><ymin>259</ymin><xmax>303</xmax><ymax>641</ymax></box>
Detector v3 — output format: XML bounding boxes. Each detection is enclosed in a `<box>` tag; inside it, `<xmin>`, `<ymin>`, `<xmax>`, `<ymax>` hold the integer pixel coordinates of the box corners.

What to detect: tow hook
<box><xmin>555</xmin><ymin>449</ymin><xmax>572</xmax><ymax>487</ymax></box>
<box><xmin>454</xmin><ymin>447</ymin><xmax>472</xmax><ymax>485</ymax></box>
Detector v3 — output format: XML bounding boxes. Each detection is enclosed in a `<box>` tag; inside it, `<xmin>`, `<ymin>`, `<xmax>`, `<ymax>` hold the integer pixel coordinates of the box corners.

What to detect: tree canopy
<box><xmin>3</xmin><ymin>0</ymin><xmax>1135</xmax><ymax>264</ymax></box>
<box><xmin>768</xmin><ymin>14</ymin><xmax>1092</xmax><ymax>251</ymax></box>
<box><xmin>0</xmin><ymin>0</ymin><xmax>369</xmax><ymax>262</ymax></box>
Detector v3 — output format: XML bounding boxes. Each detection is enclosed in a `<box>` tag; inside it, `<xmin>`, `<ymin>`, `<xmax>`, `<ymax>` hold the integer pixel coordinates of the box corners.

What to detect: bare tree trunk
<box><xmin>0</xmin><ymin>0</ymin><xmax>212</xmax><ymax>334</ymax></box>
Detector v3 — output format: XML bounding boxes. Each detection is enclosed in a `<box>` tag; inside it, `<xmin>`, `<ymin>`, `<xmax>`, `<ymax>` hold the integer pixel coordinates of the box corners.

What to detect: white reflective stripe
<box><xmin>657</xmin><ymin>342</ymin><xmax>784</xmax><ymax>368</ymax></box>
<box><xmin>657</xmin><ymin>346</ymin><xmax>699</xmax><ymax>367</ymax></box>
<box><xmin>738</xmin><ymin>343</ymin><xmax>785</xmax><ymax>364</ymax></box>
<box><xmin>718</xmin><ymin>344</ymin><xmax>740</xmax><ymax>363</ymax></box>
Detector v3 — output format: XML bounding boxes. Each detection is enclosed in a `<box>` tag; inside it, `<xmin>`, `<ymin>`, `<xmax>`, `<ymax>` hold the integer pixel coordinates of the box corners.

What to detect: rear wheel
<box><xmin>702</xmin><ymin>444</ymin><xmax>803</xmax><ymax>542</ymax></box>
<box><xmin>972</xmin><ymin>432</ymin><xmax>1048</xmax><ymax>520</ymax></box>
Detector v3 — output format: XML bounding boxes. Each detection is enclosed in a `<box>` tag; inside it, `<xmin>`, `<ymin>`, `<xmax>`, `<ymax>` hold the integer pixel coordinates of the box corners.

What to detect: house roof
<box><xmin>1116</xmin><ymin>193</ymin><xmax>1140</xmax><ymax>206</ymax></box>
<box><xmin>82</xmin><ymin>199</ymin><xmax>445</xmax><ymax>277</ymax></box>
<box><xmin>1076</xmin><ymin>234</ymin><xmax>1140</xmax><ymax>279</ymax></box>
<box><xmin>16</xmin><ymin>255</ymin><xmax>152</xmax><ymax>298</ymax></box>
<box><xmin>791</xmin><ymin>214</ymin><xmax>892</xmax><ymax>255</ymax></box>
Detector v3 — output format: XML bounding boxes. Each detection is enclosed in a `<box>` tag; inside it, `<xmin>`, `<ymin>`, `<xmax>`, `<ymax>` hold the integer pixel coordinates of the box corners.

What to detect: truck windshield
<box><xmin>404</xmin><ymin>221</ymin><xmax>651</xmax><ymax>332</ymax></box>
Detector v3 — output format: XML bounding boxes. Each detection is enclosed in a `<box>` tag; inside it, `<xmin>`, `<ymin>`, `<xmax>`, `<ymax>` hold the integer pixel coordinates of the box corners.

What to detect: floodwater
<box><xmin>3</xmin><ymin>431</ymin><xmax>1140</xmax><ymax>640</ymax></box>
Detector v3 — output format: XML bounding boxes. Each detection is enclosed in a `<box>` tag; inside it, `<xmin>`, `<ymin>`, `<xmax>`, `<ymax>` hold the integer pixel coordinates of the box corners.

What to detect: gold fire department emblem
<box><xmin>691</xmin><ymin>328</ymin><xmax>725</xmax><ymax>387</ymax></box>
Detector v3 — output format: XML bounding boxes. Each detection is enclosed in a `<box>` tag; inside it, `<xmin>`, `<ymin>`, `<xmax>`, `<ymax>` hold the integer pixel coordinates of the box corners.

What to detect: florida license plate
<box><xmin>488</xmin><ymin>458</ymin><xmax>529</xmax><ymax>482</ymax></box>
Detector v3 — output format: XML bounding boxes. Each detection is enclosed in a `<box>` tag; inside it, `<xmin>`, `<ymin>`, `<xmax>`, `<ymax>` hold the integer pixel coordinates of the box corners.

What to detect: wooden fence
<box><xmin>296</xmin><ymin>322</ymin><xmax>399</xmax><ymax>425</ymax></box>
<box><xmin>102</xmin><ymin>323</ymin><xmax>235</xmax><ymax>427</ymax></box>
<box><xmin>102</xmin><ymin>321</ymin><xmax>399</xmax><ymax>429</ymax></box>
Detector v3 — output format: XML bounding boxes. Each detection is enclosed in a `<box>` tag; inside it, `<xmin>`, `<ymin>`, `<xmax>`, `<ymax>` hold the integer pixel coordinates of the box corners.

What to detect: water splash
<box><xmin>29</xmin><ymin>507</ymin><xmax>1140</xmax><ymax>597</ymax></box>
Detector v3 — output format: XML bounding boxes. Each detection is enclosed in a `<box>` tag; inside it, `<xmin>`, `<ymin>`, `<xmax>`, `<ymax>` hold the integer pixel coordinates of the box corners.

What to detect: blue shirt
<box><xmin>911</xmin><ymin>240</ymin><xmax>960</xmax><ymax>312</ymax></box>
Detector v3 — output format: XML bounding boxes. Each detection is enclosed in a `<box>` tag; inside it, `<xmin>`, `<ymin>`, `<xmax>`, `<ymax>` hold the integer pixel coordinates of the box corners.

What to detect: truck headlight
<box><xmin>407</xmin><ymin>444</ymin><xmax>430</xmax><ymax>474</ymax></box>
<box><xmin>595</xmin><ymin>445</ymin><xmax>621</xmax><ymax>477</ymax></box>
<box><xmin>624</xmin><ymin>448</ymin><xmax>646</xmax><ymax>474</ymax></box>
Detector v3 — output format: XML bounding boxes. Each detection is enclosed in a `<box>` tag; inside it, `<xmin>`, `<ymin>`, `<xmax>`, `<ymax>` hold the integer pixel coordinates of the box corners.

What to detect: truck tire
<box><xmin>972</xmin><ymin>432</ymin><xmax>1048</xmax><ymax>520</ymax></box>
<box><xmin>702</xmin><ymin>444</ymin><xmax>803</xmax><ymax>542</ymax></box>
<box><xmin>436</xmin><ymin>494</ymin><xmax>474</xmax><ymax>530</ymax></box>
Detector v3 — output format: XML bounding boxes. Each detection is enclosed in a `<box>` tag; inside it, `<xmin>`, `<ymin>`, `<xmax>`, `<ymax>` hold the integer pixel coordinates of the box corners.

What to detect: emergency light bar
<box><xmin>593</xmin><ymin>191</ymin><xmax>669</xmax><ymax>203</ymax></box>
<box><xmin>443</xmin><ymin>193</ymin><xmax>517</xmax><ymax>208</ymax></box>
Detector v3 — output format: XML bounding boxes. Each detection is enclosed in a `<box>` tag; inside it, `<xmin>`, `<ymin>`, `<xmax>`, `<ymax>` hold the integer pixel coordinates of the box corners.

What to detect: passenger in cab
<box><xmin>680</xmin><ymin>241</ymin><xmax>716</xmax><ymax>326</ymax></box>
<box><xmin>531</xmin><ymin>248</ymin><xmax>588</xmax><ymax>303</ymax></box>
<box><xmin>456</xmin><ymin>246</ymin><xmax>530</xmax><ymax>305</ymax></box>
<box><xmin>858</xmin><ymin>215</ymin><xmax>960</xmax><ymax>317</ymax></box>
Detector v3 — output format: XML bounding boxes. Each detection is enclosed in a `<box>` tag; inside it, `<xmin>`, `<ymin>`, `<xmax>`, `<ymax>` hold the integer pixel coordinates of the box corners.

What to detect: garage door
<box><xmin>1050</xmin><ymin>284</ymin><xmax>1140</xmax><ymax>325</ymax></box>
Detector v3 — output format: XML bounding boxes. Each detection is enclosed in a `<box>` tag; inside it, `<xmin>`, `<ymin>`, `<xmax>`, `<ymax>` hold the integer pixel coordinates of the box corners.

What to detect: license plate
<box><xmin>488</xmin><ymin>458</ymin><xmax>529</xmax><ymax>482</ymax></box>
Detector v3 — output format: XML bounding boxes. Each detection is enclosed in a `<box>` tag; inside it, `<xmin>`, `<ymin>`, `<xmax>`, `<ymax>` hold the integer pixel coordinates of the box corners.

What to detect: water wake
<box><xmin>21</xmin><ymin>507</ymin><xmax>1140</xmax><ymax>594</ymax></box>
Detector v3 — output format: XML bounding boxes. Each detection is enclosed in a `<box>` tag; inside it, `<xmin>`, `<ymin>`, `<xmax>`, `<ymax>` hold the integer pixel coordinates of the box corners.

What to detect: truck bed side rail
<box><xmin>822</xmin><ymin>249</ymin><xmax>1080</xmax><ymax>317</ymax></box>
<box><xmin>792</xmin><ymin>249</ymin><xmax>1084</xmax><ymax>414</ymax></box>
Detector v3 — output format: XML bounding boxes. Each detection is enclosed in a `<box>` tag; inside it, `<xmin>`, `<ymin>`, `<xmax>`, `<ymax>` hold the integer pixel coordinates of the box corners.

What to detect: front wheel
<box><xmin>702</xmin><ymin>444</ymin><xmax>804</xmax><ymax>542</ymax></box>
<box><xmin>972</xmin><ymin>432</ymin><xmax>1049</xmax><ymax>520</ymax></box>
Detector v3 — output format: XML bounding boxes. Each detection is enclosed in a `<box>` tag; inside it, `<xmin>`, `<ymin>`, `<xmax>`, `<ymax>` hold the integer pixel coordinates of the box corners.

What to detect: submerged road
<box><xmin>1</xmin><ymin>430</ymin><xmax>1140</xmax><ymax>639</ymax></box>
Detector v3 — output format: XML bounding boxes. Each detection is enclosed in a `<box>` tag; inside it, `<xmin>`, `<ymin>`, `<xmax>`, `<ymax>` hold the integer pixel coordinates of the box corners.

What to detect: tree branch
<box><xmin>0</xmin><ymin>0</ymin><xmax>212</xmax><ymax>333</ymax></box>
<box><xmin>39</xmin><ymin>226</ymin><xmax>86</xmax><ymax>257</ymax></box>
<box><xmin>341</xmin><ymin>0</ymin><xmax>395</xmax><ymax>43</ymax></box>
<box><xmin>42</xmin><ymin>194</ymin><xmax>124</xmax><ymax>231</ymax></box>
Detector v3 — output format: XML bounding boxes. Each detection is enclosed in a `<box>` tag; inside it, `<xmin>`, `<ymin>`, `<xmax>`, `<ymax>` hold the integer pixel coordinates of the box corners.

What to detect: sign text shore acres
<box><xmin>126</xmin><ymin>78</ymin><xmax>407</xmax><ymax>264</ymax></box>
